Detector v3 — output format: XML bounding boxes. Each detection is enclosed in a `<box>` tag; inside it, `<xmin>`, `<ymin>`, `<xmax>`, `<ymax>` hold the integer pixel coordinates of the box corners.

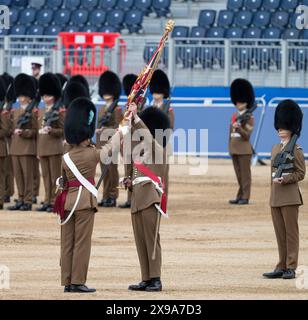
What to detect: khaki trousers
<box><xmin>271</xmin><ymin>205</ymin><xmax>299</xmax><ymax>270</ymax></box>
<box><xmin>4</xmin><ymin>156</ymin><xmax>14</xmax><ymax>197</ymax></box>
<box><xmin>100</xmin><ymin>163</ymin><xmax>119</xmax><ymax>200</ymax></box>
<box><xmin>40</xmin><ymin>155</ymin><xmax>62</xmax><ymax>205</ymax></box>
<box><xmin>12</xmin><ymin>155</ymin><xmax>35</xmax><ymax>204</ymax></box>
<box><xmin>0</xmin><ymin>156</ymin><xmax>5</xmax><ymax>205</ymax></box>
<box><xmin>61</xmin><ymin>209</ymin><xmax>95</xmax><ymax>286</ymax></box>
<box><xmin>231</xmin><ymin>154</ymin><xmax>251</xmax><ymax>200</ymax></box>
<box><xmin>33</xmin><ymin>157</ymin><xmax>40</xmax><ymax>197</ymax></box>
<box><xmin>131</xmin><ymin>205</ymin><xmax>162</xmax><ymax>281</ymax></box>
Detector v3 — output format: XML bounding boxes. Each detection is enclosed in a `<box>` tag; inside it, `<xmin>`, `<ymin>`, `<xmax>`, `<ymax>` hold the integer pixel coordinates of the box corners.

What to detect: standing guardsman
<box><xmin>263</xmin><ymin>100</ymin><xmax>305</xmax><ymax>280</ymax></box>
<box><xmin>1</xmin><ymin>72</ymin><xmax>15</xmax><ymax>204</ymax></box>
<box><xmin>0</xmin><ymin>77</ymin><xmax>12</xmax><ymax>210</ymax></box>
<box><xmin>149</xmin><ymin>69</ymin><xmax>174</xmax><ymax>130</ymax></box>
<box><xmin>36</xmin><ymin>73</ymin><xmax>65</xmax><ymax>213</ymax></box>
<box><xmin>121</xmin><ymin>104</ymin><xmax>171</xmax><ymax>292</ymax></box>
<box><xmin>55</xmin><ymin>96</ymin><xmax>131</xmax><ymax>293</ymax></box>
<box><xmin>96</xmin><ymin>71</ymin><xmax>122</xmax><ymax>207</ymax></box>
<box><xmin>118</xmin><ymin>73</ymin><xmax>146</xmax><ymax>209</ymax></box>
<box><xmin>8</xmin><ymin>74</ymin><xmax>38</xmax><ymax>211</ymax></box>
<box><xmin>228</xmin><ymin>79</ymin><xmax>255</xmax><ymax>205</ymax></box>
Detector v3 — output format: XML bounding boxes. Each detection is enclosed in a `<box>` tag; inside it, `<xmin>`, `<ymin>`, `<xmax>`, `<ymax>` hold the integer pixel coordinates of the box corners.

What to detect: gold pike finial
<box><xmin>165</xmin><ymin>20</ymin><xmax>175</xmax><ymax>33</ymax></box>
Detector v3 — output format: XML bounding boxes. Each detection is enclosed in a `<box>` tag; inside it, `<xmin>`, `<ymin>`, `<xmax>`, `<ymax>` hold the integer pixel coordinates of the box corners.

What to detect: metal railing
<box><xmin>0</xmin><ymin>35</ymin><xmax>308</xmax><ymax>88</ymax></box>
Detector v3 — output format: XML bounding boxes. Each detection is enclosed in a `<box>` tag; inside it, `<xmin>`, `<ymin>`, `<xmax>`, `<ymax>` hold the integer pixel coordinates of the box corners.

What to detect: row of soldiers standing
<box><xmin>0</xmin><ymin>69</ymin><xmax>174</xmax><ymax>212</ymax></box>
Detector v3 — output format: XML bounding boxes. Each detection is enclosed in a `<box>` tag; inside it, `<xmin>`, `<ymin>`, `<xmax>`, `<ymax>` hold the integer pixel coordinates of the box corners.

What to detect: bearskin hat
<box><xmin>1</xmin><ymin>72</ymin><xmax>14</xmax><ymax>90</ymax></box>
<box><xmin>0</xmin><ymin>76</ymin><xmax>7</xmax><ymax>101</ymax></box>
<box><xmin>230</xmin><ymin>78</ymin><xmax>255</xmax><ymax>109</ymax></box>
<box><xmin>64</xmin><ymin>97</ymin><xmax>96</xmax><ymax>145</ymax></box>
<box><xmin>123</xmin><ymin>74</ymin><xmax>137</xmax><ymax>96</ymax></box>
<box><xmin>139</xmin><ymin>107</ymin><xmax>171</xmax><ymax>147</ymax></box>
<box><xmin>63</xmin><ymin>81</ymin><xmax>90</xmax><ymax>109</ymax></box>
<box><xmin>39</xmin><ymin>72</ymin><xmax>62</xmax><ymax>99</ymax></box>
<box><xmin>149</xmin><ymin>69</ymin><xmax>170</xmax><ymax>99</ymax></box>
<box><xmin>98</xmin><ymin>70</ymin><xmax>121</xmax><ymax>100</ymax></box>
<box><xmin>14</xmin><ymin>73</ymin><xmax>37</xmax><ymax>99</ymax></box>
<box><xmin>69</xmin><ymin>74</ymin><xmax>90</xmax><ymax>96</ymax></box>
<box><xmin>274</xmin><ymin>99</ymin><xmax>303</xmax><ymax>136</ymax></box>
<box><xmin>55</xmin><ymin>73</ymin><xmax>68</xmax><ymax>88</ymax></box>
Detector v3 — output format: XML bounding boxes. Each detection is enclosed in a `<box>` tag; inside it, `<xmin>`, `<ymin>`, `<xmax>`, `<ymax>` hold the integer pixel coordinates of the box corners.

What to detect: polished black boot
<box><xmin>229</xmin><ymin>199</ymin><xmax>239</xmax><ymax>204</ymax></box>
<box><xmin>128</xmin><ymin>280</ymin><xmax>151</xmax><ymax>291</ymax></box>
<box><xmin>0</xmin><ymin>204</ymin><xmax>3</xmax><ymax>210</ymax></box>
<box><xmin>8</xmin><ymin>200</ymin><xmax>24</xmax><ymax>211</ymax></box>
<box><xmin>98</xmin><ymin>199</ymin><xmax>106</xmax><ymax>207</ymax></box>
<box><xmin>145</xmin><ymin>278</ymin><xmax>162</xmax><ymax>292</ymax></box>
<box><xmin>64</xmin><ymin>285</ymin><xmax>71</xmax><ymax>293</ymax></box>
<box><xmin>103</xmin><ymin>198</ymin><xmax>116</xmax><ymax>207</ymax></box>
<box><xmin>238</xmin><ymin>199</ymin><xmax>249</xmax><ymax>205</ymax></box>
<box><xmin>19</xmin><ymin>203</ymin><xmax>32</xmax><ymax>211</ymax></box>
<box><xmin>70</xmin><ymin>284</ymin><xmax>96</xmax><ymax>293</ymax></box>
<box><xmin>36</xmin><ymin>204</ymin><xmax>50</xmax><ymax>212</ymax></box>
<box><xmin>46</xmin><ymin>205</ymin><xmax>54</xmax><ymax>213</ymax></box>
<box><xmin>118</xmin><ymin>201</ymin><xmax>131</xmax><ymax>209</ymax></box>
<box><xmin>263</xmin><ymin>269</ymin><xmax>285</xmax><ymax>279</ymax></box>
<box><xmin>282</xmin><ymin>269</ymin><xmax>296</xmax><ymax>279</ymax></box>
<box><xmin>4</xmin><ymin>196</ymin><xmax>10</xmax><ymax>203</ymax></box>
<box><xmin>32</xmin><ymin>197</ymin><xmax>37</xmax><ymax>204</ymax></box>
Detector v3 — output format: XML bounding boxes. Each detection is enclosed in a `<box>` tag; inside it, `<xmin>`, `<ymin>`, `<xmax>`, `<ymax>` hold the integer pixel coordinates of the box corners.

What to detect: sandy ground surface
<box><xmin>1</xmin><ymin>157</ymin><xmax>308</xmax><ymax>300</ymax></box>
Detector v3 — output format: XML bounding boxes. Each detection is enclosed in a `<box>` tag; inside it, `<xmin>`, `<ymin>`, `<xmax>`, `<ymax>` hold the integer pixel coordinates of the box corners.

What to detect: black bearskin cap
<box><xmin>69</xmin><ymin>74</ymin><xmax>90</xmax><ymax>96</ymax></box>
<box><xmin>274</xmin><ymin>99</ymin><xmax>303</xmax><ymax>136</ymax></box>
<box><xmin>1</xmin><ymin>72</ymin><xmax>14</xmax><ymax>89</ymax></box>
<box><xmin>14</xmin><ymin>73</ymin><xmax>37</xmax><ymax>99</ymax></box>
<box><xmin>139</xmin><ymin>107</ymin><xmax>171</xmax><ymax>147</ymax></box>
<box><xmin>63</xmin><ymin>81</ymin><xmax>90</xmax><ymax>109</ymax></box>
<box><xmin>99</xmin><ymin>71</ymin><xmax>121</xmax><ymax>100</ymax></box>
<box><xmin>64</xmin><ymin>97</ymin><xmax>96</xmax><ymax>145</ymax></box>
<box><xmin>55</xmin><ymin>73</ymin><xmax>68</xmax><ymax>88</ymax></box>
<box><xmin>39</xmin><ymin>72</ymin><xmax>62</xmax><ymax>99</ymax></box>
<box><xmin>230</xmin><ymin>78</ymin><xmax>255</xmax><ymax>109</ymax></box>
<box><xmin>123</xmin><ymin>74</ymin><xmax>137</xmax><ymax>96</ymax></box>
<box><xmin>0</xmin><ymin>76</ymin><xmax>7</xmax><ymax>100</ymax></box>
<box><xmin>149</xmin><ymin>69</ymin><xmax>170</xmax><ymax>99</ymax></box>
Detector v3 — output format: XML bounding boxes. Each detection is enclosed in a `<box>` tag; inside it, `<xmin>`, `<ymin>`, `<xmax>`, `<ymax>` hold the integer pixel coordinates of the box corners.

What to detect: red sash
<box><xmin>53</xmin><ymin>177</ymin><xmax>95</xmax><ymax>220</ymax></box>
<box><xmin>134</xmin><ymin>161</ymin><xmax>167</xmax><ymax>215</ymax></box>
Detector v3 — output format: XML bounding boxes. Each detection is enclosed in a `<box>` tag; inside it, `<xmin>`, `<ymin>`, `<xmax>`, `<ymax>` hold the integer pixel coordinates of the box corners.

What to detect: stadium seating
<box><xmin>117</xmin><ymin>0</ymin><xmax>134</xmax><ymax>11</ymax></box>
<box><xmin>271</xmin><ymin>11</ymin><xmax>290</xmax><ymax>29</ymax></box>
<box><xmin>88</xmin><ymin>10</ymin><xmax>106</xmax><ymax>26</ymax></box>
<box><xmin>81</xmin><ymin>0</ymin><xmax>98</xmax><ymax>9</ymax></box>
<box><xmin>71</xmin><ymin>9</ymin><xmax>89</xmax><ymax>26</ymax></box>
<box><xmin>20</xmin><ymin>8</ymin><xmax>36</xmax><ymax>26</ymax></box>
<box><xmin>252</xmin><ymin>11</ymin><xmax>271</xmax><ymax>28</ymax></box>
<box><xmin>106</xmin><ymin>10</ymin><xmax>125</xmax><ymax>31</ymax></box>
<box><xmin>54</xmin><ymin>9</ymin><xmax>71</xmax><ymax>26</ymax></box>
<box><xmin>134</xmin><ymin>0</ymin><xmax>153</xmax><ymax>16</ymax></box>
<box><xmin>262</xmin><ymin>0</ymin><xmax>280</xmax><ymax>11</ymax></box>
<box><xmin>198</xmin><ymin>10</ymin><xmax>216</xmax><ymax>29</ymax></box>
<box><xmin>227</xmin><ymin>0</ymin><xmax>244</xmax><ymax>11</ymax></box>
<box><xmin>45</xmin><ymin>0</ymin><xmax>63</xmax><ymax>8</ymax></box>
<box><xmin>217</xmin><ymin>10</ymin><xmax>234</xmax><ymax>28</ymax></box>
<box><xmin>124</xmin><ymin>10</ymin><xmax>144</xmax><ymax>33</ymax></box>
<box><xmin>244</xmin><ymin>0</ymin><xmax>262</xmax><ymax>11</ymax></box>
<box><xmin>234</xmin><ymin>10</ymin><xmax>253</xmax><ymax>28</ymax></box>
<box><xmin>152</xmin><ymin>0</ymin><xmax>171</xmax><ymax>17</ymax></box>
<box><xmin>36</xmin><ymin>9</ymin><xmax>54</xmax><ymax>26</ymax></box>
<box><xmin>27</xmin><ymin>25</ymin><xmax>44</xmax><ymax>35</ymax></box>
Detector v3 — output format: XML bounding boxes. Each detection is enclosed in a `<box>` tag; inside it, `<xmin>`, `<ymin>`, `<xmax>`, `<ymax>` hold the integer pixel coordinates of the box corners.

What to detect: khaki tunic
<box><xmin>270</xmin><ymin>144</ymin><xmax>305</xmax><ymax>208</ymax></box>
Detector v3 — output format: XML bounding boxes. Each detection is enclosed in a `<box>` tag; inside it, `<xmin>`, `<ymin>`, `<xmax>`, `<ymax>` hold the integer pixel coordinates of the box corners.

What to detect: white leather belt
<box><xmin>132</xmin><ymin>176</ymin><xmax>164</xmax><ymax>194</ymax></box>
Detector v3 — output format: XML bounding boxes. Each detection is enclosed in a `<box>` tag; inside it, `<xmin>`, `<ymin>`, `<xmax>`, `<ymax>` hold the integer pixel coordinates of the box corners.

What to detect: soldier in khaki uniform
<box><xmin>2</xmin><ymin>72</ymin><xmax>15</xmax><ymax>203</ymax></box>
<box><xmin>56</xmin><ymin>97</ymin><xmax>130</xmax><ymax>293</ymax></box>
<box><xmin>228</xmin><ymin>79</ymin><xmax>255</xmax><ymax>205</ymax></box>
<box><xmin>8</xmin><ymin>74</ymin><xmax>38</xmax><ymax>211</ymax></box>
<box><xmin>119</xmin><ymin>73</ymin><xmax>144</xmax><ymax>209</ymax></box>
<box><xmin>122</xmin><ymin>105</ymin><xmax>171</xmax><ymax>292</ymax></box>
<box><xmin>96</xmin><ymin>71</ymin><xmax>122</xmax><ymax>207</ymax></box>
<box><xmin>0</xmin><ymin>77</ymin><xmax>12</xmax><ymax>210</ymax></box>
<box><xmin>263</xmin><ymin>100</ymin><xmax>305</xmax><ymax>280</ymax></box>
<box><xmin>36</xmin><ymin>73</ymin><xmax>65</xmax><ymax>212</ymax></box>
